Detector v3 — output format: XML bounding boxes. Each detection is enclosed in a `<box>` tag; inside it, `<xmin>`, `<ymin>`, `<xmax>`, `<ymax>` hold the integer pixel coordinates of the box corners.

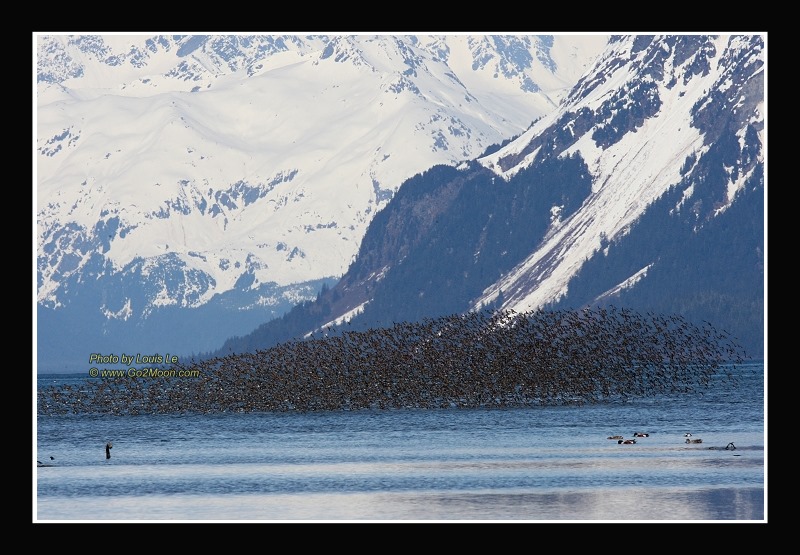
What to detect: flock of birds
<box><xmin>38</xmin><ymin>307</ymin><xmax>749</xmax><ymax>416</ymax></box>
<box><xmin>607</xmin><ymin>432</ymin><xmax>737</xmax><ymax>449</ymax></box>
<box><xmin>607</xmin><ymin>432</ymin><xmax>649</xmax><ymax>444</ymax></box>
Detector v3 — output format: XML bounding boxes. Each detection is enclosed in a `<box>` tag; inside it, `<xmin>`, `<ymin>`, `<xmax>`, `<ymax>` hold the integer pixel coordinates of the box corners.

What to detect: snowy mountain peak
<box><xmin>36</xmin><ymin>33</ymin><xmax>609</xmax><ymax>371</ymax></box>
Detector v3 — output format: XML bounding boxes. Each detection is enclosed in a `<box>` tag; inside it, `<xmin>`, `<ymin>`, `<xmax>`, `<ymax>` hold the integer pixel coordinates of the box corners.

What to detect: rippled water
<box><xmin>34</xmin><ymin>363</ymin><xmax>765</xmax><ymax>521</ymax></box>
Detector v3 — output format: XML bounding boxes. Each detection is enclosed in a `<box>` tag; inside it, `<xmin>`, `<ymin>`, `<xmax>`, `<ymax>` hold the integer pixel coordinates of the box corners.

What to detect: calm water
<box><xmin>34</xmin><ymin>363</ymin><xmax>765</xmax><ymax>522</ymax></box>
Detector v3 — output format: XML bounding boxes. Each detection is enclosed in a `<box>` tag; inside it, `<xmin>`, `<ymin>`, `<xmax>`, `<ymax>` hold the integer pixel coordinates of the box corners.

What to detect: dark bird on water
<box><xmin>708</xmin><ymin>442</ymin><xmax>736</xmax><ymax>450</ymax></box>
<box><xmin>106</xmin><ymin>442</ymin><xmax>113</xmax><ymax>459</ymax></box>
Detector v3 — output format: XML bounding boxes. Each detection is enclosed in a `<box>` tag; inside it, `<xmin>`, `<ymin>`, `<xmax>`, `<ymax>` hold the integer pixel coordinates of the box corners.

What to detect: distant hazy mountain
<box><xmin>36</xmin><ymin>33</ymin><xmax>608</xmax><ymax>372</ymax></box>
<box><xmin>219</xmin><ymin>34</ymin><xmax>765</xmax><ymax>360</ymax></box>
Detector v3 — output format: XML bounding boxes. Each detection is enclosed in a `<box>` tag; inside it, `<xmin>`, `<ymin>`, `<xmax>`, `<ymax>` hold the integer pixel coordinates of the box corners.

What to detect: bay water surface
<box><xmin>34</xmin><ymin>362</ymin><xmax>765</xmax><ymax>521</ymax></box>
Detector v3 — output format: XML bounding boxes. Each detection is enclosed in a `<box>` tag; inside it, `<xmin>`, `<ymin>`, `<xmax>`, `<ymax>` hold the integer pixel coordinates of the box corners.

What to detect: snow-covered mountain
<box><xmin>475</xmin><ymin>34</ymin><xmax>764</xmax><ymax>312</ymax></box>
<box><xmin>221</xmin><ymin>34</ymin><xmax>764</xmax><ymax>360</ymax></box>
<box><xmin>35</xmin><ymin>33</ymin><xmax>608</xmax><ymax>372</ymax></box>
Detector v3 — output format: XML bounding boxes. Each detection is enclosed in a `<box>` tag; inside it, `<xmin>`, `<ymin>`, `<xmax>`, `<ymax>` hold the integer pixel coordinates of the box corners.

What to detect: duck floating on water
<box><xmin>686</xmin><ymin>438</ymin><xmax>703</xmax><ymax>444</ymax></box>
<box><xmin>37</xmin><ymin>456</ymin><xmax>55</xmax><ymax>467</ymax></box>
<box><xmin>618</xmin><ymin>439</ymin><xmax>637</xmax><ymax>444</ymax></box>
<box><xmin>633</xmin><ymin>432</ymin><xmax>649</xmax><ymax>437</ymax></box>
<box><xmin>607</xmin><ymin>435</ymin><xmax>624</xmax><ymax>440</ymax></box>
<box><xmin>708</xmin><ymin>442</ymin><xmax>736</xmax><ymax>450</ymax></box>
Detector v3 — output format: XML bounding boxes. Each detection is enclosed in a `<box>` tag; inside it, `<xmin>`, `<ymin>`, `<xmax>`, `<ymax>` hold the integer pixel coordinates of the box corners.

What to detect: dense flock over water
<box><xmin>38</xmin><ymin>308</ymin><xmax>749</xmax><ymax>416</ymax></box>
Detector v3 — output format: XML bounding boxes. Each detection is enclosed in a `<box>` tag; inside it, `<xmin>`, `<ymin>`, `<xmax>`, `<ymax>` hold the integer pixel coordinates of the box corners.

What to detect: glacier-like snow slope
<box><xmin>476</xmin><ymin>34</ymin><xmax>764</xmax><ymax>312</ymax></box>
<box><xmin>37</xmin><ymin>34</ymin><xmax>607</xmax><ymax>310</ymax></box>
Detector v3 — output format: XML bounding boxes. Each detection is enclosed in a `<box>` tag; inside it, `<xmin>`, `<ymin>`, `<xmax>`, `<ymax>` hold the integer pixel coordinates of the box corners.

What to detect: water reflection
<box><xmin>36</xmin><ymin>487</ymin><xmax>764</xmax><ymax>521</ymax></box>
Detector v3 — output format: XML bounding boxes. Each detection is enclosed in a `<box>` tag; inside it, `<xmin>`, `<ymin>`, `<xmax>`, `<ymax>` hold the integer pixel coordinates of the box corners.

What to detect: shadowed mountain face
<box><xmin>217</xmin><ymin>34</ymin><xmax>764</xmax><ymax>360</ymax></box>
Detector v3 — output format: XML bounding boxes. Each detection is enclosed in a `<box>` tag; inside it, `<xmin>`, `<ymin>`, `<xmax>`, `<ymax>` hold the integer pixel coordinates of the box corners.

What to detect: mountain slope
<box><xmin>220</xmin><ymin>34</ymin><xmax>765</xmax><ymax>359</ymax></box>
<box><xmin>35</xmin><ymin>34</ymin><xmax>608</xmax><ymax>372</ymax></box>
